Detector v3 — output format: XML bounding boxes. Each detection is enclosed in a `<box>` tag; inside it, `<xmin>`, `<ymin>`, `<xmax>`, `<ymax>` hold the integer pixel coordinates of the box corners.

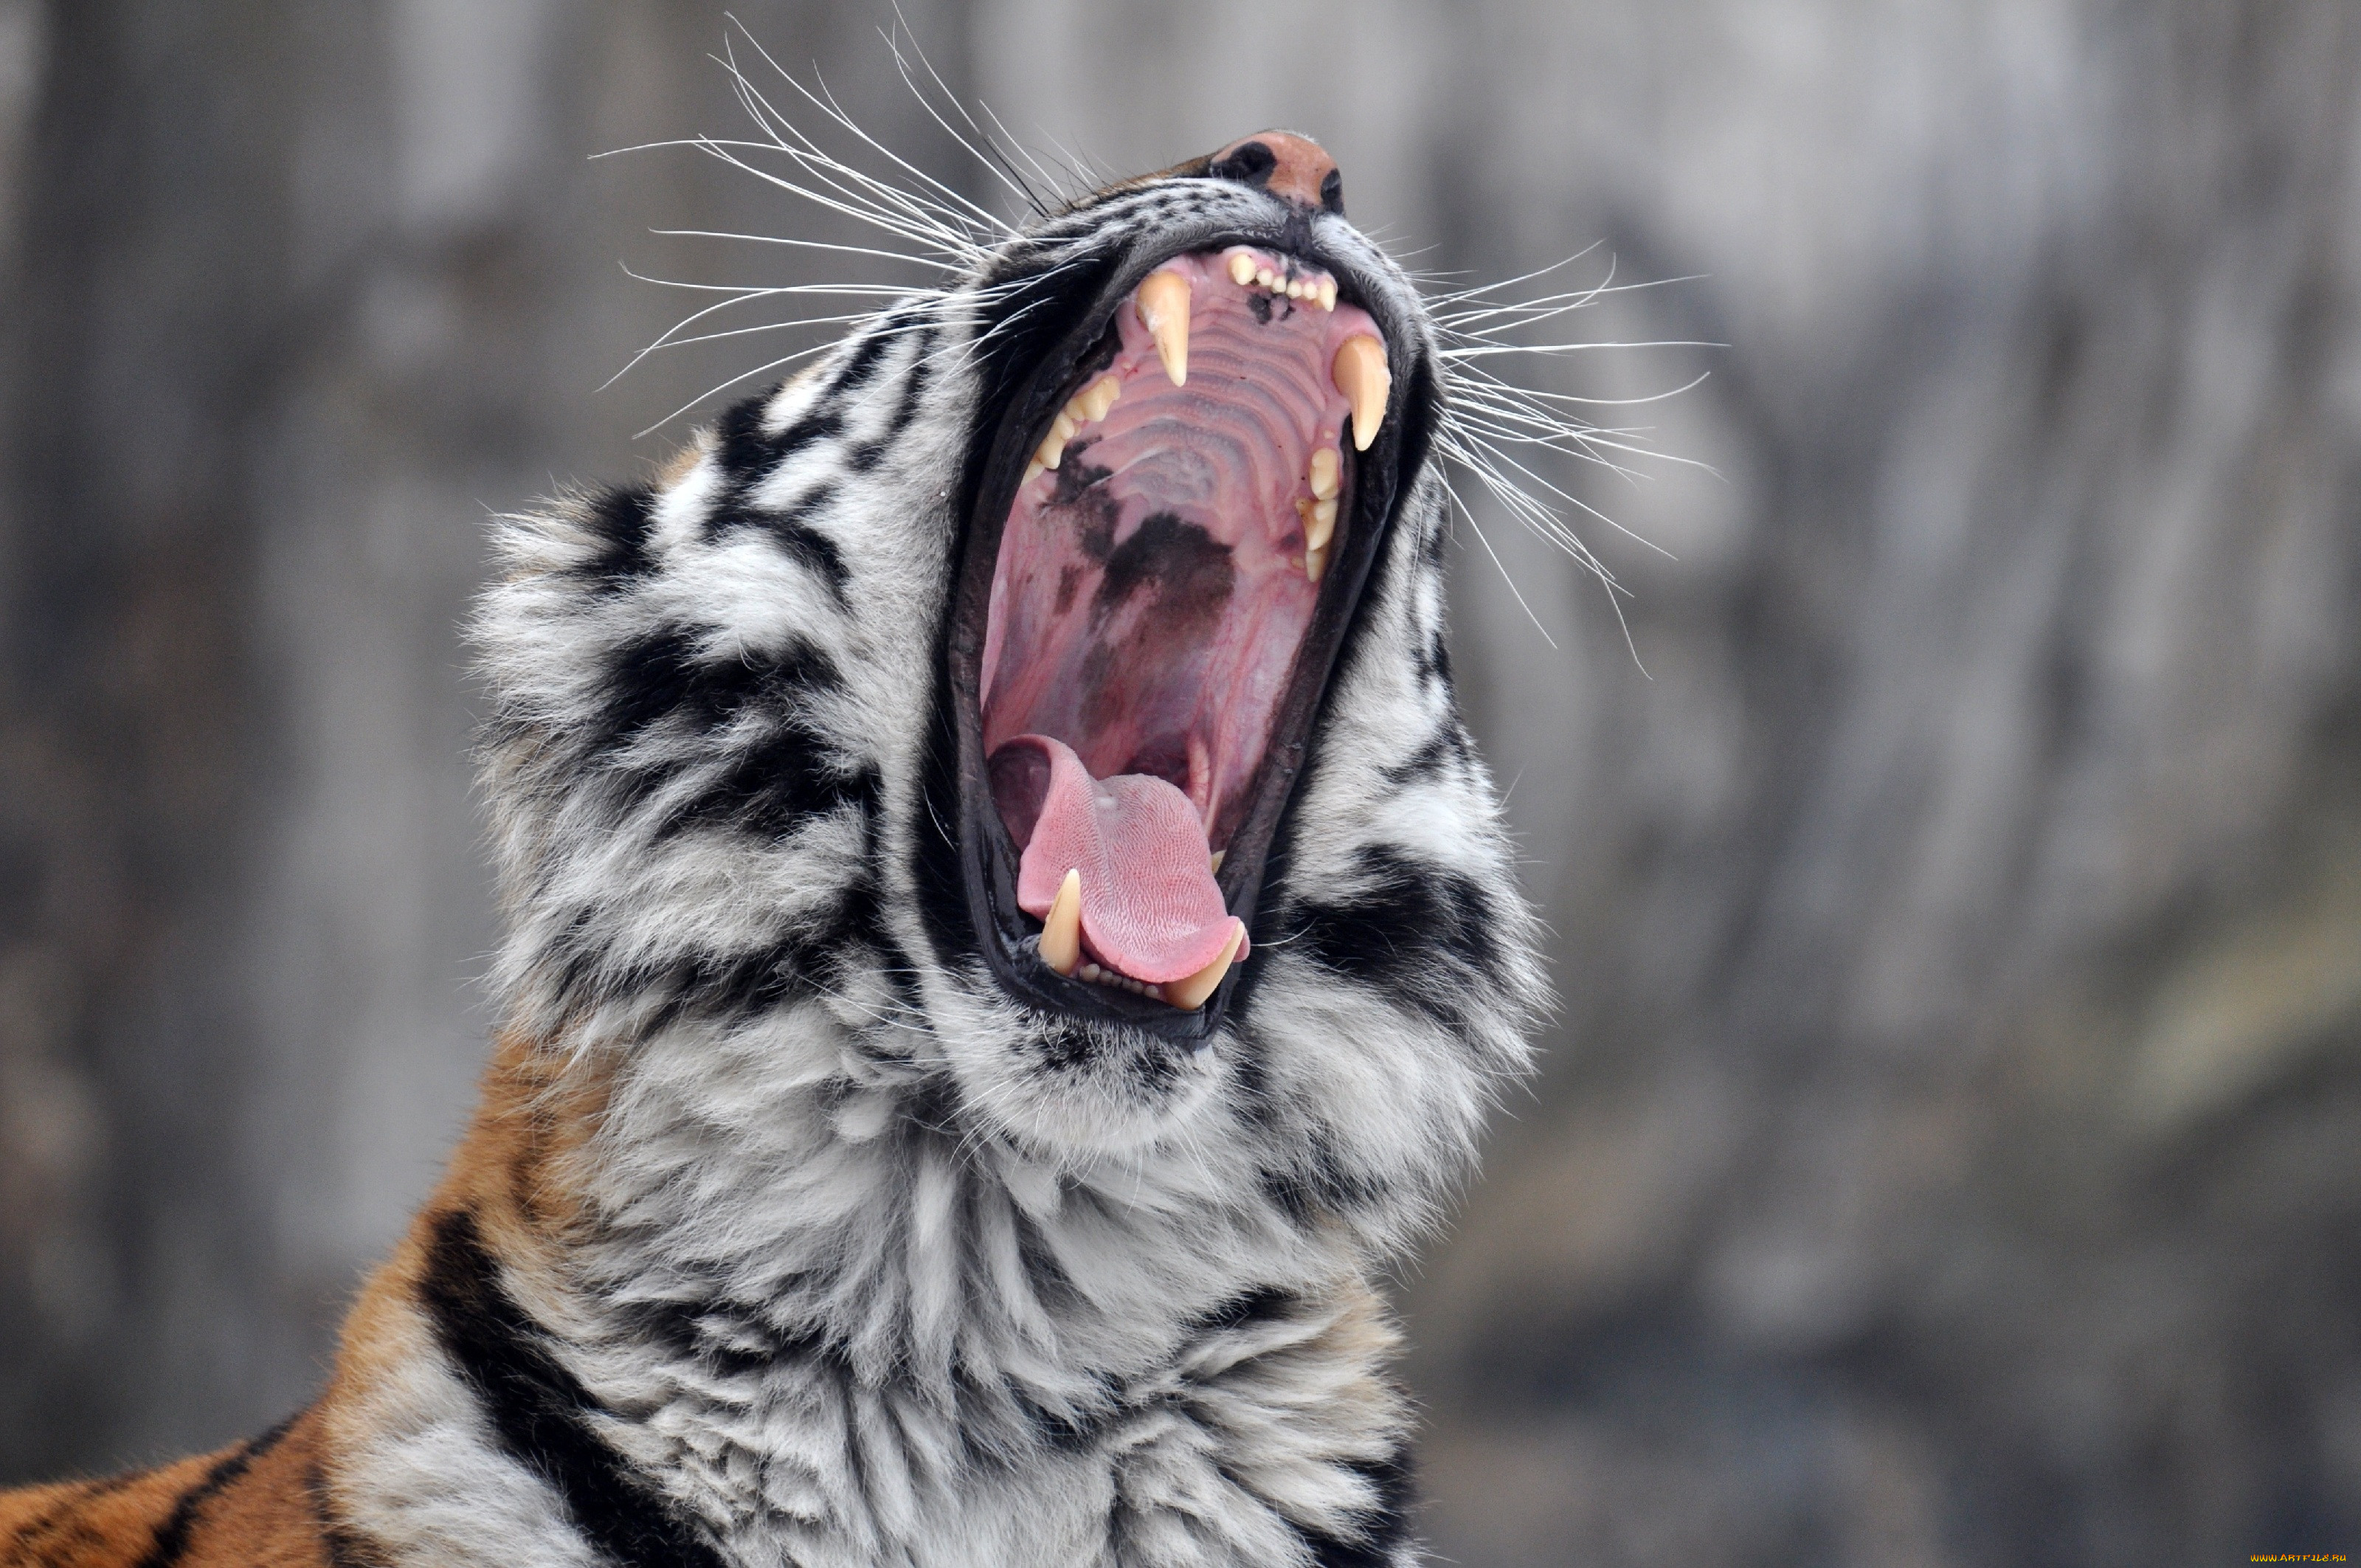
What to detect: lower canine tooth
<box><xmin>1137</xmin><ymin>269</ymin><xmax>1191</xmax><ymax>387</ymax></box>
<box><xmin>1332</xmin><ymin>335</ymin><xmax>1390</xmax><ymax>452</ymax></box>
<box><xmin>1041</xmin><ymin>868</ymin><xmax>1082</xmax><ymax>977</ymax></box>
<box><xmin>1166</xmin><ymin>920</ymin><xmax>1245</xmax><ymax>1012</ymax></box>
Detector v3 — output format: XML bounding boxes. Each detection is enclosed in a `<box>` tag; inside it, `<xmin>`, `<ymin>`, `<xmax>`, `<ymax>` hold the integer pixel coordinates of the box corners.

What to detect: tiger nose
<box><xmin>1206</xmin><ymin>131</ymin><xmax>1344</xmax><ymax>216</ymax></box>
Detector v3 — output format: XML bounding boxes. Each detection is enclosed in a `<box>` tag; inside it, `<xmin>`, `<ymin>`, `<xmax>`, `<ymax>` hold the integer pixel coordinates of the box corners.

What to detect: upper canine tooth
<box><xmin>1308</xmin><ymin>447</ymin><xmax>1339</xmax><ymax>500</ymax></box>
<box><xmin>1305</xmin><ymin>497</ymin><xmax>1338</xmax><ymax>553</ymax></box>
<box><xmin>1164</xmin><ymin>919</ymin><xmax>1245</xmax><ymax>1011</ymax></box>
<box><xmin>1316</xmin><ymin>277</ymin><xmax>1337</xmax><ymax>311</ymax></box>
<box><xmin>1228</xmin><ymin>252</ymin><xmax>1257</xmax><ymax>286</ymax></box>
<box><xmin>1040</xmin><ymin>868</ymin><xmax>1082</xmax><ymax>977</ymax></box>
<box><xmin>1136</xmin><ymin>270</ymin><xmax>1191</xmax><ymax>387</ymax></box>
<box><xmin>1332</xmin><ymin>335</ymin><xmax>1390</xmax><ymax>452</ymax></box>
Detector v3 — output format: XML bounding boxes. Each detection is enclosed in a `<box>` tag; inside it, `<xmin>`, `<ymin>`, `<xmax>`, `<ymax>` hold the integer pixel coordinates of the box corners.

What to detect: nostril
<box><xmin>1209</xmin><ymin>140</ymin><xmax>1277</xmax><ymax>187</ymax></box>
<box><xmin>1205</xmin><ymin>131</ymin><xmax>1343</xmax><ymax>216</ymax></box>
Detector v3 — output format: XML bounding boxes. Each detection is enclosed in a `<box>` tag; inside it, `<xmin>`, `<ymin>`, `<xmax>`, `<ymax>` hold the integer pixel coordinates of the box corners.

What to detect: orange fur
<box><xmin>0</xmin><ymin>1034</ymin><xmax>600</xmax><ymax>1567</ymax></box>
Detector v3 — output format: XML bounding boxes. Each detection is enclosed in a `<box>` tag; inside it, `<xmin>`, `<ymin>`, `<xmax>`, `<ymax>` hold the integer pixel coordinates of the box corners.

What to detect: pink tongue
<box><xmin>1009</xmin><ymin>734</ymin><xmax>1245</xmax><ymax>984</ymax></box>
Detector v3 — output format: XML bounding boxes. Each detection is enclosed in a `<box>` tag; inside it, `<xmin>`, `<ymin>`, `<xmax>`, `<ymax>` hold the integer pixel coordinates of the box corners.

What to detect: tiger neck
<box><xmin>414</xmin><ymin>1012</ymin><xmax>1361</xmax><ymax>1413</ymax></box>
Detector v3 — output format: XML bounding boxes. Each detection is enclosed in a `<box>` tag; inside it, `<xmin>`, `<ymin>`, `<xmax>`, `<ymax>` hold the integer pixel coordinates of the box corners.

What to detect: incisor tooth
<box><xmin>1306</xmin><ymin>497</ymin><xmax>1338</xmax><ymax>553</ymax></box>
<box><xmin>1332</xmin><ymin>335</ymin><xmax>1390</xmax><ymax>452</ymax></box>
<box><xmin>1040</xmin><ymin>868</ymin><xmax>1082</xmax><ymax>977</ymax></box>
<box><xmin>1209</xmin><ymin>849</ymin><xmax>1226</xmax><ymax>874</ymax></box>
<box><xmin>1256</xmin><ymin>267</ymin><xmax>1276</xmax><ymax>290</ymax></box>
<box><xmin>1036</xmin><ymin>430</ymin><xmax>1067</xmax><ymax>470</ymax></box>
<box><xmin>1316</xmin><ymin>277</ymin><xmax>1337</xmax><ymax>311</ymax></box>
<box><xmin>1228</xmin><ymin>252</ymin><xmax>1256</xmax><ymax>286</ymax></box>
<box><xmin>1081</xmin><ymin>373</ymin><xmax>1121</xmax><ymax>421</ymax></box>
<box><xmin>1309</xmin><ymin>447</ymin><xmax>1339</xmax><ymax>500</ymax></box>
<box><xmin>1286</xmin><ymin>279</ymin><xmax>1305</xmax><ymax>299</ymax></box>
<box><xmin>1164</xmin><ymin>919</ymin><xmax>1245</xmax><ymax>1011</ymax></box>
<box><xmin>1137</xmin><ymin>270</ymin><xmax>1190</xmax><ymax>386</ymax></box>
<box><xmin>1023</xmin><ymin>458</ymin><xmax>1045</xmax><ymax>488</ymax></box>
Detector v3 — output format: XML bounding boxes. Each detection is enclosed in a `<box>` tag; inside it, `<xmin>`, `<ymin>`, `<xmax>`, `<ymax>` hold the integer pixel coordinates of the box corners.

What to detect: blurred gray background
<box><xmin>0</xmin><ymin>3</ymin><xmax>2354</xmax><ymax>1564</ymax></box>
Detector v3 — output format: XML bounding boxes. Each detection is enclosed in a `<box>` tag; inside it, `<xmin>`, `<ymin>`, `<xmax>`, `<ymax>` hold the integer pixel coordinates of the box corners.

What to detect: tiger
<box><xmin>0</xmin><ymin>122</ymin><xmax>1548</xmax><ymax>1568</ymax></box>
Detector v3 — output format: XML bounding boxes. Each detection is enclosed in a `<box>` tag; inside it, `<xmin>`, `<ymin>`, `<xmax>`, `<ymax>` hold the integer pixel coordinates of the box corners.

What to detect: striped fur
<box><xmin>2</xmin><ymin>151</ymin><xmax>1545</xmax><ymax>1568</ymax></box>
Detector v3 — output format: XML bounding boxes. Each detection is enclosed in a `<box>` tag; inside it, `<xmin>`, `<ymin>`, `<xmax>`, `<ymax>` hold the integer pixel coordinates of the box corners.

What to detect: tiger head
<box><xmin>476</xmin><ymin>128</ymin><xmax>1546</xmax><ymax>1263</ymax></box>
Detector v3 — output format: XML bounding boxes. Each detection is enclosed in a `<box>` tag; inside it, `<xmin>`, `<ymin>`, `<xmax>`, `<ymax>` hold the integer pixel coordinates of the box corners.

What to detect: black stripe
<box><xmin>418</xmin><ymin>1209</ymin><xmax>728</xmax><ymax>1568</ymax></box>
<box><xmin>824</xmin><ymin>320</ymin><xmax>899</xmax><ymax>399</ymax></box>
<box><xmin>305</xmin><ymin>1460</ymin><xmax>383</xmax><ymax>1568</ymax></box>
<box><xmin>711</xmin><ymin>392</ymin><xmax>829</xmax><ymax>483</ymax></box>
<box><xmin>573</xmin><ymin>483</ymin><xmax>658</xmax><ymax>595</ymax></box>
<box><xmin>1194</xmin><ymin>1286</ymin><xmax>1298</xmax><ymax>1333</ymax></box>
<box><xmin>843</xmin><ymin>325</ymin><xmax>937</xmax><ymax>472</ymax></box>
<box><xmin>129</xmin><ymin>1412</ymin><xmax>299</xmax><ymax>1568</ymax></box>
<box><xmin>1297</xmin><ymin>1448</ymin><xmax>1415</xmax><ymax>1568</ymax></box>
<box><xmin>1276</xmin><ymin>846</ymin><xmax>1503</xmax><ymax>1025</ymax></box>
<box><xmin>1380</xmin><ymin>725</ymin><xmax>1471</xmax><ymax>787</ymax></box>
<box><xmin>1414</xmin><ymin>628</ymin><xmax>1452</xmax><ymax>690</ymax></box>
<box><xmin>755</xmin><ymin>495</ymin><xmax>853</xmax><ymax>604</ymax></box>
<box><xmin>592</xmin><ymin>628</ymin><xmax>844</xmax><ymax>762</ymax></box>
<box><xmin>703</xmin><ymin>396</ymin><xmax>854</xmax><ymax>607</ymax></box>
<box><xmin>6</xmin><ymin>1470</ymin><xmax>145</xmax><ymax>1561</ymax></box>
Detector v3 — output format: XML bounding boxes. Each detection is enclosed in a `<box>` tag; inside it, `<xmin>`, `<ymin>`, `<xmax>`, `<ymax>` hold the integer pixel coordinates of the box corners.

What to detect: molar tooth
<box><xmin>1305</xmin><ymin>542</ymin><xmax>1329</xmax><ymax>584</ymax></box>
<box><xmin>1040</xmin><ymin>869</ymin><xmax>1082</xmax><ymax>977</ymax></box>
<box><xmin>1316</xmin><ymin>277</ymin><xmax>1337</xmax><ymax>311</ymax></box>
<box><xmin>1228</xmin><ymin>252</ymin><xmax>1257</xmax><ymax>286</ymax></box>
<box><xmin>1305</xmin><ymin>497</ymin><xmax>1338</xmax><ymax>554</ymax></box>
<box><xmin>1209</xmin><ymin>850</ymin><xmax>1226</xmax><ymax>874</ymax></box>
<box><xmin>1332</xmin><ymin>335</ymin><xmax>1390</xmax><ymax>452</ymax></box>
<box><xmin>1136</xmin><ymin>270</ymin><xmax>1191</xmax><ymax>387</ymax></box>
<box><xmin>1308</xmin><ymin>447</ymin><xmax>1339</xmax><ymax>500</ymax></box>
<box><xmin>1023</xmin><ymin>458</ymin><xmax>1045</xmax><ymax>488</ymax></box>
<box><xmin>1166</xmin><ymin>920</ymin><xmax>1245</xmax><ymax>1012</ymax></box>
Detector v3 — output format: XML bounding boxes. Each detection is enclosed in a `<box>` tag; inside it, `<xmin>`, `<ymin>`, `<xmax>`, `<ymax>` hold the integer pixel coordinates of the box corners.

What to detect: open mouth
<box><xmin>950</xmin><ymin>240</ymin><xmax>1404</xmax><ymax>1037</ymax></box>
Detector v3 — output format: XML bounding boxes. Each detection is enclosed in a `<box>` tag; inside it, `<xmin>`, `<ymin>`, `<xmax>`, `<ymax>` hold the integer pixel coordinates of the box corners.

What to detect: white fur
<box><xmin>356</xmin><ymin>173</ymin><xmax>1546</xmax><ymax>1568</ymax></box>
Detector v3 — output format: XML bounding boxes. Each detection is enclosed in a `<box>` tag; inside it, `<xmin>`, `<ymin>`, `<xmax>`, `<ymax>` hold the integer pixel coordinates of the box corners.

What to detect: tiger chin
<box><xmin>1</xmin><ymin>130</ymin><xmax>1545</xmax><ymax>1568</ymax></box>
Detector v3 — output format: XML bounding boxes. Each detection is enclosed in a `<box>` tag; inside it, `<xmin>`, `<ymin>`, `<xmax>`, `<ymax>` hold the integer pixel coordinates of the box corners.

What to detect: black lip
<box><xmin>945</xmin><ymin>217</ymin><xmax>1431</xmax><ymax>1042</ymax></box>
